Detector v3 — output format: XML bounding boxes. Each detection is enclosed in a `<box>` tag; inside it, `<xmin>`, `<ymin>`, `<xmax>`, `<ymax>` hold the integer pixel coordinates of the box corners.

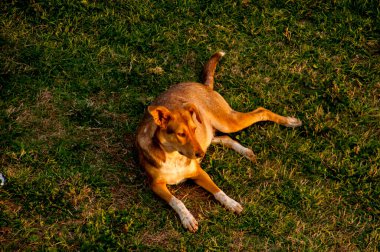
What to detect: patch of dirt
<box><xmin>11</xmin><ymin>88</ymin><xmax>66</xmax><ymax>144</ymax></box>
<box><xmin>229</xmin><ymin>231</ymin><xmax>250</xmax><ymax>251</ymax></box>
<box><xmin>0</xmin><ymin>227</ymin><xmax>13</xmax><ymax>243</ymax></box>
<box><xmin>169</xmin><ymin>182</ymin><xmax>216</xmax><ymax>219</ymax></box>
<box><xmin>0</xmin><ymin>199</ymin><xmax>22</xmax><ymax>215</ymax></box>
<box><xmin>139</xmin><ymin>229</ymin><xmax>181</xmax><ymax>248</ymax></box>
<box><xmin>109</xmin><ymin>183</ymin><xmax>141</xmax><ymax>210</ymax></box>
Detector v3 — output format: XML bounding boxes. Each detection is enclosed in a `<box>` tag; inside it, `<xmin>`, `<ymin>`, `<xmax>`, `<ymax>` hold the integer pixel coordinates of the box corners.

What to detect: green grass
<box><xmin>1</xmin><ymin>0</ymin><xmax>379</xmax><ymax>250</ymax></box>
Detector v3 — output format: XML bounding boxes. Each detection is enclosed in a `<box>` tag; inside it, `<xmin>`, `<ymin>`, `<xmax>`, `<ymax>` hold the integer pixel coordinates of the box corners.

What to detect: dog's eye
<box><xmin>177</xmin><ymin>132</ymin><xmax>186</xmax><ymax>138</ymax></box>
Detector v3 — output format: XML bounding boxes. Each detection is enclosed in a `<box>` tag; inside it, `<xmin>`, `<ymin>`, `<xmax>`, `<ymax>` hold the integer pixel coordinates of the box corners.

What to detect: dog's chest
<box><xmin>159</xmin><ymin>152</ymin><xmax>198</xmax><ymax>185</ymax></box>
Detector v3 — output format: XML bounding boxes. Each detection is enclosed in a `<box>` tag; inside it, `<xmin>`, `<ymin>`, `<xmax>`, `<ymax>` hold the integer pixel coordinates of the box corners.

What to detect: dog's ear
<box><xmin>183</xmin><ymin>103</ymin><xmax>202</xmax><ymax>124</ymax></box>
<box><xmin>148</xmin><ymin>106</ymin><xmax>171</xmax><ymax>129</ymax></box>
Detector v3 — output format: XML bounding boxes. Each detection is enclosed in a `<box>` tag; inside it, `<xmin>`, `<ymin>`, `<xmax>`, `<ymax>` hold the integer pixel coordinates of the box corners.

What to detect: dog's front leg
<box><xmin>151</xmin><ymin>182</ymin><xmax>198</xmax><ymax>232</ymax></box>
<box><xmin>192</xmin><ymin>168</ymin><xmax>243</xmax><ymax>213</ymax></box>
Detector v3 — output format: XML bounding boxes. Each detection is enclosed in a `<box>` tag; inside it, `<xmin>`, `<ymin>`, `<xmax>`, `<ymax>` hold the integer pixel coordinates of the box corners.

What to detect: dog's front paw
<box><xmin>285</xmin><ymin>117</ymin><xmax>302</xmax><ymax>128</ymax></box>
<box><xmin>169</xmin><ymin>197</ymin><xmax>198</xmax><ymax>232</ymax></box>
<box><xmin>180</xmin><ymin>214</ymin><xmax>198</xmax><ymax>232</ymax></box>
<box><xmin>214</xmin><ymin>191</ymin><xmax>243</xmax><ymax>214</ymax></box>
<box><xmin>225</xmin><ymin>199</ymin><xmax>243</xmax><ymax>214</ymax></box>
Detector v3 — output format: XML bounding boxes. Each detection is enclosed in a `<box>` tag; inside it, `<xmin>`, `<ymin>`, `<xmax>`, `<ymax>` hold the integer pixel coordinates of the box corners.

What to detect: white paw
<box><xmin>243</xmin><ymin>148</ymin><xmax>256</xmax><ymax>162</ymax></box>
<box><xmin>169</xmin><ymin>197</ymin><xmax>199</xmax><ymax>232</ymax></box>
<box><xmin>214</xmin><ymin>191</ymin><xmax>243</xmax><ymax>214</ymax></box>
<box><xmin>180</xmin><ymin>214</ymin><xmax>198</xmax><ymax>232</ymax></box>
<box><xmin>225</xmin><ymin>198</ymin><xmax>243</xmax><ymax>214</ymax></box>
<box><xmin>285</xmin><ymin>117</ymin><xmax>302</xmax><ymax>127</ymax></box>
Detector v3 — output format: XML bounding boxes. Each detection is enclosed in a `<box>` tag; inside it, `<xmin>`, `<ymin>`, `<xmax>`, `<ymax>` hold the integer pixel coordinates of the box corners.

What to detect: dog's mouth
<box><xmin>179</xmin><ymin>151</ymin><xmax>190</xmax><ymax>157</ymax></box>
<box><xmin>178</xmin><ymin>151</ymin><xmax>204</xmax><ymax>159</ymax></box>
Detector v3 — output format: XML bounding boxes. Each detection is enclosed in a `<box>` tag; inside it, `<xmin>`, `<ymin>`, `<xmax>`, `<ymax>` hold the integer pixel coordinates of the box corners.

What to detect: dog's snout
<box><xmin>195</xmin><ymin>151</ymin><xmax>204</xmax><ymax>158</ymax></box>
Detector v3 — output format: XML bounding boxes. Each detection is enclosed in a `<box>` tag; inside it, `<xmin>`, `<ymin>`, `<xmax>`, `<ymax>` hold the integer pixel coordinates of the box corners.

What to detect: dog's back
<box><xmin>137</xmin><ymin>52</ymin><xmax>227</xmax><ymax>164</ymax></box>
<box><xmin>145</xmin><ymin>51</ymin><xmax>227</xmax><ymax>112</ymax></box>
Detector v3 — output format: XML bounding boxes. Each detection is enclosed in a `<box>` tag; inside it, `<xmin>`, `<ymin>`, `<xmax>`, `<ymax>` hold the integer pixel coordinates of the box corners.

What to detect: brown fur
<box><xmin>136</xmin><ymin>52</ymin><xmax>302</xmax><ymax>232</ymax></box>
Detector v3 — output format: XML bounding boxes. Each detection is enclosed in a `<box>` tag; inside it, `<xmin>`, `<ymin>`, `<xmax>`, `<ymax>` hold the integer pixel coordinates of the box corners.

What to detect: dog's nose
<box><xmin>195</xmin><ymin>152</ymin><xmax>204</xmax><ymax>158</ymax></box>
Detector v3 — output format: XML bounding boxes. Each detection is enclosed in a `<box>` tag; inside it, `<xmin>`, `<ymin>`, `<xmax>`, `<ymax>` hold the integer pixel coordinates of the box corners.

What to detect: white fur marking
<box><xmin>143</xmin><ymin>127</ymin><xmax>148</xmax><ymax>133</ymax></box>
<box><xmin>231</xmin><ymin>142</ymin><xmax>256</xmax><ymax>161</ymax></box>
<box><xmin>212</xmin><ymin>136</ymin><xmax>256</xmax><ymax>161</ymax></box>
<box><xmin>214</xmin><ymin>191</ymin><xmax>243</xmax><ymax>213</ymax></box>
<box><xmin>160</xmin><ymin>151</ymin><xmax>197</xmax><ymax>185</ymax></box>
<box><xmin>285</xmin><ymin>117</ymin><xmax>302</xmax><ymax>127</ymax></box>
<box><xmin>169</xmin><ymin>197</ymin><xmax>198</xmax><ymax>232</ymax></box>
<box><xmin>232</xmin><ymin>142</ymin><xmax>249</xmax><ymax>155</ymax></box>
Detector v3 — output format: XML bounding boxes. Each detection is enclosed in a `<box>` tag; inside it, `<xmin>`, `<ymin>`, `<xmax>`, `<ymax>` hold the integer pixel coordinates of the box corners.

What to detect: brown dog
<box><xmin>136</xmin><ymin>52</ymin><xmax>302</xmax><ymax>232</ymax></box>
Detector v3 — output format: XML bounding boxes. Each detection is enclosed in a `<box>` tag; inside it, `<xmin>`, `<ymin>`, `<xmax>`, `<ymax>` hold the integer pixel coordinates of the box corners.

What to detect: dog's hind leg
<box><xmin>212</xmin><ymin>135</ymin><xmax>256</xmax><ymax>162</ymax></box>
<box><xmin>211</xmin><ymin>107</ymin><xmax>302</xmax><ymax>134</ymax></box>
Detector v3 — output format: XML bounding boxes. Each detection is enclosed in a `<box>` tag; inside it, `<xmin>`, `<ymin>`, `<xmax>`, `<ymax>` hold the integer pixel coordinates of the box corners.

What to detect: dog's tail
<box><xmin>202</xmin><ymin>51</ymin><xmax>225</xmax><ymax>89</ymax></box>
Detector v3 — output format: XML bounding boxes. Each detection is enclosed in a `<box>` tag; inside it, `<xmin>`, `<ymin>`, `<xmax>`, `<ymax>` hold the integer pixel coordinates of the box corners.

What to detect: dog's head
<box><xmin>148</xmin><ymin>103</ymin><xmax>204</xmax><ymax>159</ymax></box>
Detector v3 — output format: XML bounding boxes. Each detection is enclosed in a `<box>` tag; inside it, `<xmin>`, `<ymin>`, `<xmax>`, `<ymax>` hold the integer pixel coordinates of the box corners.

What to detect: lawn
<box><xmin>1</xmin><ymin>0</ymin><xmax>379</xmax><ymax>250</ymax></box>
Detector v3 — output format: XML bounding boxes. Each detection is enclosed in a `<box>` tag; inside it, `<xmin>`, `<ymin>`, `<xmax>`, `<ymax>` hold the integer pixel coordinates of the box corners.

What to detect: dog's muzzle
<box><xmin>195</xmin><ymin>151</ymin><xmax>204</xmax><ymax>158</ymax></box>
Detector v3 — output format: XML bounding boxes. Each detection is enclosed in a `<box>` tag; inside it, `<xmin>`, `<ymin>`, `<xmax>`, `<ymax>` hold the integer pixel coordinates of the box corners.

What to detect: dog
<box><xmin>136</xmin><ymin>52</ymin><xmax>302</xmax><ymax>232</ymax></box>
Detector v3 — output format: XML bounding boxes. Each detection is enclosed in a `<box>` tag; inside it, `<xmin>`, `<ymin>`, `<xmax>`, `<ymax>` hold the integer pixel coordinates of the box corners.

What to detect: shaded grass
<box><xmin>1</xmin><ymin>0</ymin><xmax>379</xmax><ymax>250</ymax></box>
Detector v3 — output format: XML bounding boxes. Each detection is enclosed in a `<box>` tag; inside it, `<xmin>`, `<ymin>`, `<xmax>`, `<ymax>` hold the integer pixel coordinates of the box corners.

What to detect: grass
<box><xmin>1</xmin><ymin>0</ymin><xmax>379</xmax><ymax>250</ymax></box>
